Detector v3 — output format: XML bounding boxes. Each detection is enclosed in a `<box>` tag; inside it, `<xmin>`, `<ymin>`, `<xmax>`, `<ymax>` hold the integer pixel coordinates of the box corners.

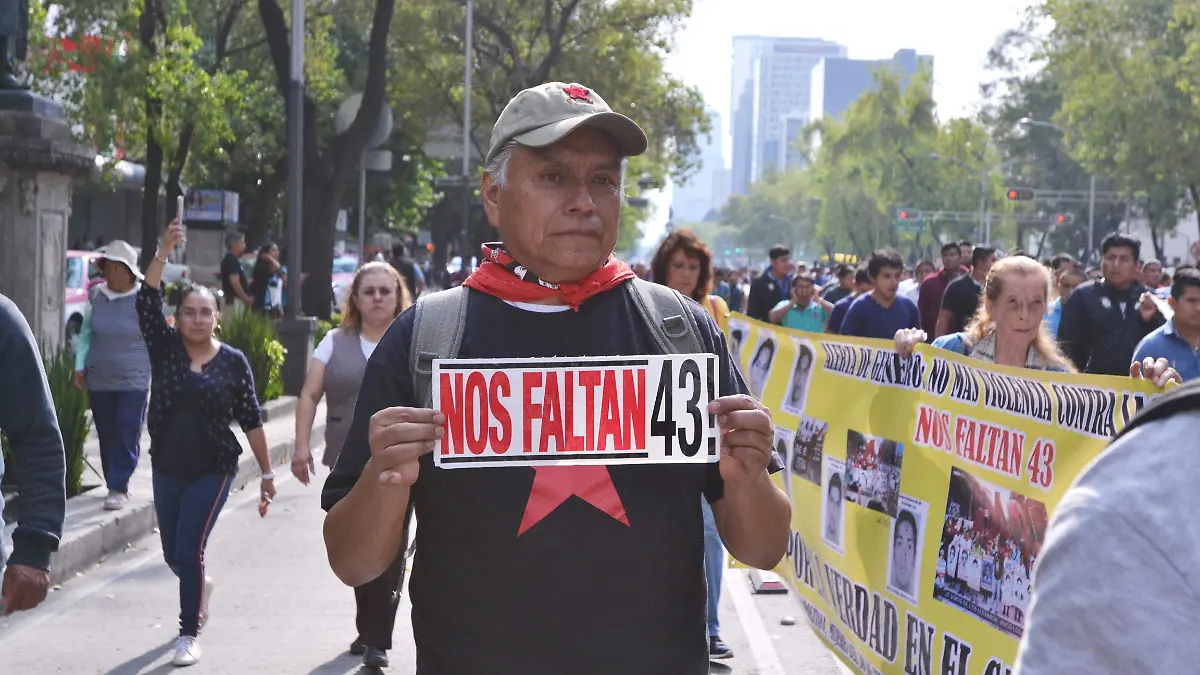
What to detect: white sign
<box><xmin>432</xmin><ymin>354</ymin><xmax>719</xmax><ymax>469</ymax></box>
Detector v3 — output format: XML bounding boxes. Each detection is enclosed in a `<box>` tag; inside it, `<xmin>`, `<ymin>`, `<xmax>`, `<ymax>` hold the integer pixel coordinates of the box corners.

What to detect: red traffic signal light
<box><xmin>1052</xmin><ymin>213</ymin><xmax>1074</xmax><ymax>225</ymax></box>
<box><xmin>1055</xmin><ymin>214</ymin><xmax>1066</xmax><ymax>224</ymax></box>
<box><xmin>1006</xmin><ymin>187</ymin><xmax>1035</xmax><ymax>201</ymax></box>
<box><xmin>896</xmin><ymin>208</ymin><xmax>921</xmax><ymax>221</ymax></box>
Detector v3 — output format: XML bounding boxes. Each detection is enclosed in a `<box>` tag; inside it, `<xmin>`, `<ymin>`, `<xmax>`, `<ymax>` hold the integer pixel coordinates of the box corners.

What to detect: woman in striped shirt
<box><xmin>72</xmin><ymin>240</ymin><xmax>151</xmax><ymax>511</ymax></box>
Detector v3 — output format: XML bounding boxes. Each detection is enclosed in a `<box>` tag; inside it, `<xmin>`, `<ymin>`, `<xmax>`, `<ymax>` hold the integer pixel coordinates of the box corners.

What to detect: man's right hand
<box><xmin>367</xmin><ymin>407</ymin><xmax>445</xmax><ymax>487</ymax></box>
<box><xmin>1</xmin><ymin>564</ymin><xmax>50</xmax><ymax>615</ymax></box>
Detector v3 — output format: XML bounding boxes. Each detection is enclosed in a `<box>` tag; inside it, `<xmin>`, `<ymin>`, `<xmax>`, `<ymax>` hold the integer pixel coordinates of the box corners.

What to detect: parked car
<box><xmin>64</xmin><ymin>250</ymin><xmax>102</xmax><ymax>349</ymax></box>
<box><xmin>331</xmin><ymin>254</ymin><xmax>360</xmax><ymax>310</ymax></box>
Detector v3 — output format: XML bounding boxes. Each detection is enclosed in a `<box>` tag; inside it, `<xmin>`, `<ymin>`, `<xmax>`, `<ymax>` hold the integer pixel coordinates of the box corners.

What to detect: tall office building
<box><xmin>730</xmin><ymin>36</ymin><xmax>846</xmax><ymax>195</ymax></box>
<box><xmin>673</xmin><ymin>107</ymin><xmax>729</xmax><ymax>223</ymax></box>
<box><xmin>810</xmin><ymin>49</ymin><xmax>934</xmax><ymax>121</ymax></box>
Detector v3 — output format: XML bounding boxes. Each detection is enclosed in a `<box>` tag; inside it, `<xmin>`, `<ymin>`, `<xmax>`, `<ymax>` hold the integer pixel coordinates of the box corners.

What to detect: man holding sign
<box><xmin>321</xmin><ymin>82</ymin><xmax>790</xmax><ymax>674</ymax></box>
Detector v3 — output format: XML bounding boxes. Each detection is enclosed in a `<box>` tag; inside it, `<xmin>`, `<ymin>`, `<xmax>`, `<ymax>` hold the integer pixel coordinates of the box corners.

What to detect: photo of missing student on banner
<box><xmin>886</xmin><ymin>495</ymin><xmax>928</xmax><ymax>605</ymax></box>
<box><xmin>822</xmin><ymin>457</ymin><xmax>846</xmax><ymax>554</ymax></box>
<box><xmin>747</xmin><ymin>335</ymin><xmax>777</xmax><ymax>400</ymax></box>
<box><xmin>780</xmin><ymin>338</ymin><xmax>816</xmax><ymax>415</ymax></box>
<box><xmin>790</xmin><ymin>416</ymin><xmax>826</xmax><ymax>486</ymax></box>
<box><xmin>728</xmin><ymin>320</ymin><xmax>749</xmax><ymax>371</ymax></box>
<box><xmin>933</xmin><ymin>467</ymin><xmax>1049</xmax><ymax>639</ymax></box>
<box><xmin>843</xmin><ymin>430</ymin><xmax>904</xmax><ymax>517</ymax></box>
<box><xmin>774</xmin><ymin>426</ymin><xmax>793</xmax><ymax>501</ymax></box>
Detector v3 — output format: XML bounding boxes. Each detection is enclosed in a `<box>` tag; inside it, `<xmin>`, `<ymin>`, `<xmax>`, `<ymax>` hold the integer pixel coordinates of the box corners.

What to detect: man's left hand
<box><xmin>710</xmin><ymin>395</ymin><xmax>775</xmax><ymax>488</ymax></box>
<box><xmin>1</xmin><ymin>564</ymin><xmax>50</xmax><ymax>615</ymax></box>
<box><xmin>1139</xmin><ymin>292</ymin><xmax>1159</xmax><ymax>322</ymax></box>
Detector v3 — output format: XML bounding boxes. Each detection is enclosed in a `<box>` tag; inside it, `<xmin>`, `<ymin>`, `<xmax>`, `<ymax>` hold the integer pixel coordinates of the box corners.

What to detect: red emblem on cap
<box><xmin>563</xmin><ymin>85</ymin><xmax>593</xmax><ymax>104</ymax></box>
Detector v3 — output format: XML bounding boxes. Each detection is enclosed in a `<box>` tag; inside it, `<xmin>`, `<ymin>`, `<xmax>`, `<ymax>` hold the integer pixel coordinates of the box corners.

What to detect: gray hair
<box><xmin>484</xmin><ymin>140</ymin><xmax>629</xmax><ymax>199</ymax></box>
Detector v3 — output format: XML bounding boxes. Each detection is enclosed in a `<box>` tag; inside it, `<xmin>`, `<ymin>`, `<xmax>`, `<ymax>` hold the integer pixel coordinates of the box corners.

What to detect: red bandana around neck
<box><xmin>462</xmin><ymin>243</ymin><xmax>636</xmax><ymax>310</ymax></box>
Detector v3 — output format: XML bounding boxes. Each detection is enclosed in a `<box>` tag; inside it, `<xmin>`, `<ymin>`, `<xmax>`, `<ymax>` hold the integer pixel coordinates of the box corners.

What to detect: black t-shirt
<box><xmin>824</xmin><ymin>285</ymin><xmax>852</xmax><ymax>304</ymax></box>
<box><xmin>322</xmin><ymin>285</ymin><xmax>782</xmax><ymax>675</ymax></box>
<box><xmin>392</xmin><ymin>257</ymin><xmax>420</xmax><ymax>300</ymax></box>
<box><xmin>220</xmin><ymin>252</ymin><xmax>246</xmax><ymax>303</ymax></box>
<box><xmin>941</xmin><ymin>274</ymin><xmax>983</xmax><ymax>334</ymax></box>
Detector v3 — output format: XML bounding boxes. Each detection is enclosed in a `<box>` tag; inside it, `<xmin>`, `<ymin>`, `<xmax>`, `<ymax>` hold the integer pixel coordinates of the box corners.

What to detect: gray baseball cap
<box><xmin>486</xmin><ymin>82</ymin><xmax>649</xmax><ymax>164</ymax></box>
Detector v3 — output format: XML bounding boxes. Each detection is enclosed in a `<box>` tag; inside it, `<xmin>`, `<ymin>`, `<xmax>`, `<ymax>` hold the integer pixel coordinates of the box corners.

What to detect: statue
<box><xmin>0</xmin><ymin>0</ymin><xmax>30</xmax><ymax>90</ymax></box>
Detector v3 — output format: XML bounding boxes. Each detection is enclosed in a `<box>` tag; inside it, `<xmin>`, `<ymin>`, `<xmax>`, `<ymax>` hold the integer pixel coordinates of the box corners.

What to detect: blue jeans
<box><xmin>152</xmin><ymin>471</ymin><xmax>233</xmax><ymax>637</ymax></box>
<box><xmin>702</xmin><ymin>499</ymin><xmax>722</xmax><ymax>637</ymax></box>
<box><xmin>89</xmin><ymin>390</ymin><xmax>148</xmax><ymax>493</ymax></box>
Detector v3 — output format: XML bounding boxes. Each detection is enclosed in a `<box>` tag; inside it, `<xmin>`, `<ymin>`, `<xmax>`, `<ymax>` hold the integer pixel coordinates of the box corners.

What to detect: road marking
<box><xmin>0</xmin><ymin>450</ymin><xmax>307</xmax><ymax>646</ymax></box>
<box><xmin>726</xmin><ymin>567</ymin><xmax>787</xmax><ymax>675</ymax></box>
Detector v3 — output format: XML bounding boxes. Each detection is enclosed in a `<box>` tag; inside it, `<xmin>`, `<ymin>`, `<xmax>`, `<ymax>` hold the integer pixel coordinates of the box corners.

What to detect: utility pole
<box><xmin>461</xmin><ymin>0</ymin><xmax>474</xmax><ymax>264</ymax></box>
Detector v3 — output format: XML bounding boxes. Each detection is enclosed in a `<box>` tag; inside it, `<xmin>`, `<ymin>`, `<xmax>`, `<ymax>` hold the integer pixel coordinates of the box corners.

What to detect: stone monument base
<box><xmin>0</xmin><ymin>90</ymin><xmax>94</xmax><ymax>350</ymax></box>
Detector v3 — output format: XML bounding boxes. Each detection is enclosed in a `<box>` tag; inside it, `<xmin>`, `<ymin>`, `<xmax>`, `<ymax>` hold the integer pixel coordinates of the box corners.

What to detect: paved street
<box><xmin>0</xmin><ymin>444</ymin><xmax>843</xmax><ymax>674</ymax></box>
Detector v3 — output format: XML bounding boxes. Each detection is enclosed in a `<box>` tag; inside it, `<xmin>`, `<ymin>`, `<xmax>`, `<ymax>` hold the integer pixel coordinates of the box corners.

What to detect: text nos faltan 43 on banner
<box><xmin>727</xmin><ymin>314</ymin><xmax>1161</xmax><ymax>675</ymax></box>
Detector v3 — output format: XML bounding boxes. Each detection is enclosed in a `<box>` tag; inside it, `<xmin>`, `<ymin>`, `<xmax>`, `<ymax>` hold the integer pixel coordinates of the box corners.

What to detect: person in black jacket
<box><xmin>0</xmin><ymin>294</ymin><xmax>66</xmax><ymax>616</ymax></box>
<box><xmin>1058</xmin><ymin>233</ymin><xmax>1165</xmax><ymax>375</ymax></box>
<box><xmin>746</xmin><ymin>245</ymin><xmax>794</xmax><ymax>322</ymax></box>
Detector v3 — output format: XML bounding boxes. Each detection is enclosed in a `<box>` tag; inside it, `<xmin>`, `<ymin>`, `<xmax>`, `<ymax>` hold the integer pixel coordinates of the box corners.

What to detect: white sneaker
<box><xmin>172</xmin><ymin>636</ymin><xmax>201</xmax><ymax>667</ymax></box>
<box><xmin>198</xmin><ymin>577</ymin><xmax>214</xmax><ymax>631</ymax></box>
<box><xmin>103</xmin><ymin>491</ymin><xmax>128</xmax><ymax>510</ymax></box>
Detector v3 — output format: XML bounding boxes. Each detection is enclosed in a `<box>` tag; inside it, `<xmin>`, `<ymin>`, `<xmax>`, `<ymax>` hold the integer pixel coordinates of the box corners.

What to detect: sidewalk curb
<box><xmin>43</xmin><ymin>416</ymin><xmax>322</xmax><ymax>586</ymax></box>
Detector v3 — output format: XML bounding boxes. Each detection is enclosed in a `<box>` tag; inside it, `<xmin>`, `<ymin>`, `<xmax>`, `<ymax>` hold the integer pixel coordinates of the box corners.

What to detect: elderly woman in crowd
<box><xmin>73</xmin><ymin>241</ymin><xmax>151</xmax><ymax>511</ymax></box>
<box><xmin>895</xmin><ymin>256</ymin><xmax>1179</xmax><ymax>385</ymax></box>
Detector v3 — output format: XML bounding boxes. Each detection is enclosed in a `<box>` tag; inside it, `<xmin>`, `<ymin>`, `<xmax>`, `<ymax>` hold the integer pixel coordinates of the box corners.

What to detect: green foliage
<box><xmin>41</xmin><ymin>345</ymin><xmax>92</xmax><ymax>498</ymax></box>
<box><xmin>220</xmin><ymin>311</ymin><xmax>287</xmax><ymax>404</ymax></box>
<box><xmin>313</xmin><ymin>313</ymin><xmax>343</xmax><ymax>349</ymax></box>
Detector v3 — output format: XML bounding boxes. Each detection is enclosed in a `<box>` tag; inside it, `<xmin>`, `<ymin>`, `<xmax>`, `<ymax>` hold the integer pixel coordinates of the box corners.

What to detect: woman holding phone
<box><xmin>138</xmin><ymin>219</ymin><xmax>275</xmax><ymax>667</ymax></box>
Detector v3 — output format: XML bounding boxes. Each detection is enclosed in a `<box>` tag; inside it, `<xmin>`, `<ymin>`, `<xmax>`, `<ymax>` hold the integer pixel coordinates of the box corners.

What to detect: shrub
<box><xmin>220</xmin><ymin>310</ymin><xmax>286</xmax><ymax>404</ymax></box>
<box><xmin>313</xmin><ymin>313</ymin><xmax>343</xmax><ymax>349</ymax></box>
<box><xmin>41</xmin><ymin>344</ymin><xmax>91</xmax><ymax>497</ymax></box>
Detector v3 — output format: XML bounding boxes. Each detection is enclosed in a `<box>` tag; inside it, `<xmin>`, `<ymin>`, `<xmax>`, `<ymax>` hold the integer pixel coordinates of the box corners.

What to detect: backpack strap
<box><xmin>1114</xmin><ymin>379</ymin><xmax>1200</xmax><ymax>441</ymax></box>
<box><xmin>409</xmin><ymin>286</ymin><xmax>470</xmax><ymax>408</ymax></box>
<box><xmin>627</xmin><ymin>278</ymin><xmax>704</xmax><ymax>355</ymax></box>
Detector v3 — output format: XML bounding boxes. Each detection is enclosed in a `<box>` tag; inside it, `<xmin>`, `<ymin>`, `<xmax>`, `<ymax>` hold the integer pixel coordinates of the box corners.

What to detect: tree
<box><xmin>1040</xmin><ymin>0</ymin><xmax>1200</xmax><ymax>247</ymax></box>
<box><xmin>257</xmin><ymin>0</ymin><xmax>395</xmax><ymax>317</ymax></box>
<box><xmin>393</xmin><ymin>0</ymin><xmax>709</xmax><ymax>267</ymax></box>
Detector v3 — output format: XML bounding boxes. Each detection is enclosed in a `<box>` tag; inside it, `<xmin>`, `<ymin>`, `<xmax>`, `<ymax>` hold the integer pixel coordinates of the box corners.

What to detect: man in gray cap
<box><xmin>321</xmin><ymin>82</ymin><xmax>790</xmax><ymax>674</ymax></box>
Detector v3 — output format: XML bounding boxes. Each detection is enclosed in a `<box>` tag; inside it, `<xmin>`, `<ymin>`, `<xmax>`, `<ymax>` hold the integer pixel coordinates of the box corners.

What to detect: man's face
<box><xmin>772</xmin><ymin>255</ymin><xmax>793</xmax><ymax>278</ymax></box>
<box><xmin>840</xmin><ymin>272</ymin><xmax>854</xmax><ymax>289</ymax></box>
<box><xmin>230</xmin><ymin>238</ymin><xmax>245</xmax><ymax>256</ymax></box>
<box><xmin>792</xmin><ymin>277</ymin><xmax>815</xmax><ymax>305</ymax></box>
<box><xmin>481</xmin><ymin>127</ymin><xmax>623</xmax><ymax>284</ymax></box>
<box><xmin>974</xmin><ymin>252</ymin><xmax>997</xmax><ymax>278</ymax></box>
<box><xmin>873</xmin><ymin>266</ymin><xmax>902</xmax><ymax>300</ymax></box>
<box><xmin>1101</xmin><ymin>245</ymin><xmax>1138</xmax><ymax>288</ymax></box>
<box><xmin>960</xmin><ymin>244</ymin><xmax>973</xmax><ymax>261</ymax></box>
<box><xmin>1144</xmin><ymin>263</ymin><xmax>1163</xmax><ymax>287</ymax></box>
<box><xmin>1171</xmin><ymin>285</ymin><xmax>1200</xmax><ymax>331</ymax></box>
<box><xmin>894</xmin><ymin>520</ymin><xmax>916</xmax><ymax>584</ymax></box>
<box><xmin>916</xmin><ymin>263</ymin><xmax>934</xmax><ymax>280</ymax></box>
<box><xmin>941</xmin><ymin>249</ymin><xmax>961</xmax><ymax>272</ymax></box>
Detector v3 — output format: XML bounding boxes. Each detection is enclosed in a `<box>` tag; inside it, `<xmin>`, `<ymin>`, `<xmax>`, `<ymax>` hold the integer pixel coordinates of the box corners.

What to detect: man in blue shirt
<box><xmin>1132</xmin><ymin>266</ymin><xmax>1200</xmax><ymax>381</ymax></box>
<box><xmin>827</xmin><ymin>267</ymin><xmax>873</xmax><ymax>334</ymax></box>
<box><xmin>840</xmin><ymin>249</ymin><xmax>922</xmax><ymax>340</ymax></box>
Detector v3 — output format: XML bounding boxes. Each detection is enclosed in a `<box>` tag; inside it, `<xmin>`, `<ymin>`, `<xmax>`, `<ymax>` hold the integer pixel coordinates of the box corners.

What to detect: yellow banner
<box><xmin>728</xmin><ymin>314</ymin><xmax>1161</xmax><ymax>675</ymax></box>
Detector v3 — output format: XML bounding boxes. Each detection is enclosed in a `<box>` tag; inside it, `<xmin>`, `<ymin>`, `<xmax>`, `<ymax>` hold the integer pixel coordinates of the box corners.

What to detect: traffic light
<box><xmin>1006</xmin><ymin>187</ymin><xmax>1035</xmax><ymax>201</ymax></box>
<box><xmin>1052</xmin><ymin>213</ymin><xmax>1075</xmax><ymax>225</ymax></box>
<box><xmin>734</xmin><ymin>248</ymin><xmax>742</xmax><ymax>254</ymax></box>
<box><xmin>426</xmin><ymin>242</ymin><xmax>435</xmax><ymax>252</ymax></box>
<box><xmin>896</xmin><ymin>208</ymin><xmax>922</xmax><ymax>221</ymax></box>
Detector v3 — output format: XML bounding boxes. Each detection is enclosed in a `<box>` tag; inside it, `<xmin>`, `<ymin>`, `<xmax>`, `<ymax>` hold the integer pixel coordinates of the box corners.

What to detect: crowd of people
<box><xmin>3</xmin><ymin>75</ymin><xmax>1200</xmax><ymax>675</ymax></box>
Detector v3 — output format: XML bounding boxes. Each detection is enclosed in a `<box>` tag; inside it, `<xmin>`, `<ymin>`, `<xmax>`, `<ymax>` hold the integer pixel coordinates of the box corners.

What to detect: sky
<box><xmin>664</xmin><ymin>0</ymin><xmax>1034</xmax><ymax>165</ymax></box>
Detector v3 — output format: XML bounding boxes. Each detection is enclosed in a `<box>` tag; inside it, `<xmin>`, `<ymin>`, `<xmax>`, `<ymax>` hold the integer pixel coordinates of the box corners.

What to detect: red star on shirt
<box><xmin>562</xmin><ymin>84</ymin><xmax>593</xmax><ymax>104</ymax></box>
<box><xmin>517</xmin><ymin>465</ymin><xmax>629</xmax><ymax>535</ymax></box>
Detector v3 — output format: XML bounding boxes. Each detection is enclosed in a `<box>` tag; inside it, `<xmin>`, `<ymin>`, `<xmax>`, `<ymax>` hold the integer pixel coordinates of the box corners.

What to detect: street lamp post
<box><xmin>1018</xmin><ymin>117</ymin><xmax>1097</xmax><ymax>264</ymax></box>
<box><xmin>461</xmin><ymin>0</ymin><xmax>474</xmax><ymax>264</ymax></box>
<box><xmin>276</xmin><ymin>0</ymin><xmax>317</xmax><ymax>397</ymax></box>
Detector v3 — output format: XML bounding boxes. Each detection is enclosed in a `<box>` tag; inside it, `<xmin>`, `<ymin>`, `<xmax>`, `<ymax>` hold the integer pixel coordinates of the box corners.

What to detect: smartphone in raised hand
<box><xmin>176</xmin><ymin>195</ymin><xmax>187</xmax><ymax>255</ymax></box>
